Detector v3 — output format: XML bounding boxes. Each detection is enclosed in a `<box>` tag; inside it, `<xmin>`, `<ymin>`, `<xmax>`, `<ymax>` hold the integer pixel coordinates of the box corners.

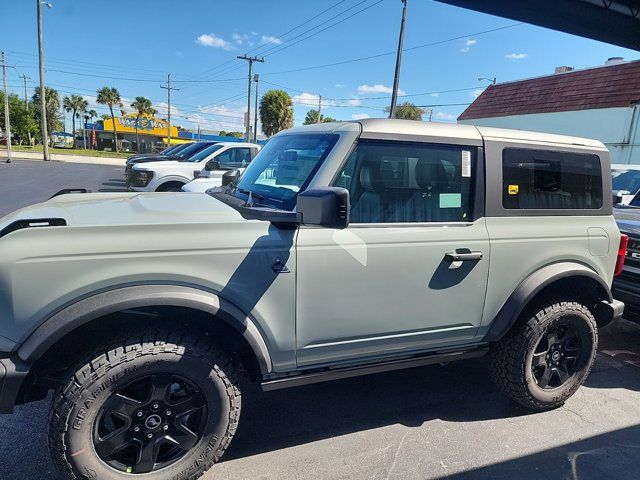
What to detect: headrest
<box><xmin>359</xmin><ymin>161</ymin><xmax>383</xmax><ymax>192</ymax></box>
<box><xmin>415</xmin><ymin>158</ymin><xmax>447</xmax><ymax>190</ymax></box>
<box><xmin>283</xmin><ymin>150</ymin><xmax>298</xmax><ymax>163</ymax></box>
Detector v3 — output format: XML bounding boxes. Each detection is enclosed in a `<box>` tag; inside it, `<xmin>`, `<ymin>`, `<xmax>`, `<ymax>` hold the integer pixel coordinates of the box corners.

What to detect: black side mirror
<box><xmin>297</xmin><ymin>187</ymin><xmax>350</xmax><ymax>229</ymax></box>
<box><xmin>222</xmin><ymin>169</ymin><xmax>241</xmax><ymax>187</ymax></box>
<box><xmin>205</xmin><ymin>160</ymin><xmax>221</xmax><ymax>171</ymax></box>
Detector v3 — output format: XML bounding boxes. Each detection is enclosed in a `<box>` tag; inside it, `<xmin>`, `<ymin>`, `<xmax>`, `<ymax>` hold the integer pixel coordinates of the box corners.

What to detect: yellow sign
<box><xmin>508</xmin><ymin>184</ymin><xmax>519</xmax><ymax>195</ymax></box>
<box><xmin>103</xmin><ymin>114</ymin><xmax>179</xmax><ymax>138</ymax></box>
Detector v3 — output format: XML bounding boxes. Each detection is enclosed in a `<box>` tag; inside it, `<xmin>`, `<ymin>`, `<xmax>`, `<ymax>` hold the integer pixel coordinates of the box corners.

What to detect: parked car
<box><xmin>181</xmin><ymin>145</ymin><xmax>262</xmax><ymax>193</ymax></box>
<box><xmin>0</xmin><ymin>119</ymin><xmax>624</xmax><ymax>479</ymax></box>
<box><xmin>124</xmin><ymin>141</ymin><xmax>217</xmax><ymax>186</ymax></box>
<box><xmin>128</xmin><ymin>142</ymin><xmax>260</xmax><ymax>192</ymax></box>
<box><xmin>613</xmin><ymin>194</ymin><xmax>640</xmax><ymax>320</ymax></box>
<box><xmin>126</xmin><ymin>143</ymin><xmax>186</xmax><ymax>163</ymax></box>
<box><xmin>612</xmin><ymin>164</ymin><xmax>640</xmax><ymax>205</ymax></box>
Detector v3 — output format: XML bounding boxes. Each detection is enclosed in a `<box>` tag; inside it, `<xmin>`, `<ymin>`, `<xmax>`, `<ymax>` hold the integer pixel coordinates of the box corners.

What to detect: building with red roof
<box><xmin>458</xmin><ymin>58</ymin><xmax>640</xmax><ymax>165</ymax></box>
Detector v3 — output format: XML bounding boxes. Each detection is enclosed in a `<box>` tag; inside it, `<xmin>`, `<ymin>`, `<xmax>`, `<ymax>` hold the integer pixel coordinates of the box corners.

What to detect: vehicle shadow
<box><xmin>438</xmin><ymin>424</ymin><xmax>640</xmax><ymax>480</ymax></box>
<box><xmin>224</xmin><ymin>357</ymin><xmax>532</xmax><ymax>461</ymax></box>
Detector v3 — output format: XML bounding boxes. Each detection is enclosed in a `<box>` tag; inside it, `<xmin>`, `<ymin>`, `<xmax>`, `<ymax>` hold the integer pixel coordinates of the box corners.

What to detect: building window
<box><xmin>334</xmin><ymin>140</ymin><xmax>476</xmax><ymax>223</ymax></box>
<box><xmin>502</xmin><ymin>148</ymin><xmax>603</xmax><ymax>210</ymax></box>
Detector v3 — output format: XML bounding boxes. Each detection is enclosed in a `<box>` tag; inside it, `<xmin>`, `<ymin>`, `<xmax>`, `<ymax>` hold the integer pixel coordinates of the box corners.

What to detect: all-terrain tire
<box><xmin>488</xmin><ymin>299</ymin><xmax>598</xmax><ymax>410</ymax></box>
<box><xmin>48</xmin><ymin>331</ymin><xmax>241</xmax><ymax>479</ymax></box>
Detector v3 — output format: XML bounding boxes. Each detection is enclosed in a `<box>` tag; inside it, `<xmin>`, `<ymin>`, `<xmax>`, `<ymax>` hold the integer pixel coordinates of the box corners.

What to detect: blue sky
<box><xmin>1</xmin><ymin>0</ymin><xmax>637</xmax><ymax>133</ymax></box>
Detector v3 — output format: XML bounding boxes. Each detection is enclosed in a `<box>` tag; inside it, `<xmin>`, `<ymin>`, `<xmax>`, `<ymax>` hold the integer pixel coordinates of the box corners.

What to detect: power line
<box><xmin>261</xmin><ymin>22</ymin><xmax>523</xmax><ymax>76</ymax></box>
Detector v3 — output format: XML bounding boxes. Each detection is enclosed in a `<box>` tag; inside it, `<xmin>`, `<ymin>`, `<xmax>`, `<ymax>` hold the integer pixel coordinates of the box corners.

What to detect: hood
<box><xmin>127</xmin><ymin>155</ymin><xmax>179</xmax><ymax>165</ymax></box>
<box><xmin>0</xmin><ymin>192</ymin><xmax>245</xmax><ymax>232</ymax></box>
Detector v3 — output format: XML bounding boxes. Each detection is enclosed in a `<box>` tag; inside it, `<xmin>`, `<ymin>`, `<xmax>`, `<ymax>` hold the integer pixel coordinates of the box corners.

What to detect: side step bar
<box><xmin>261</xmin><ymin>347</ymin><xmax>488</xmax><ymax>392</ymax></box>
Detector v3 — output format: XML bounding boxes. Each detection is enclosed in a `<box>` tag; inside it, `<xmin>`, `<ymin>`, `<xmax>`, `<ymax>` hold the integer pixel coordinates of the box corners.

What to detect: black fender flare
<box><xmin>484</xmin><ymin>262</ymin><xmax>613</xmax><ymax>342</ymax></box>
<box><xmin>17</xmin><ymin>284</ymin><xmax>272</xmax><ymax>374</ymax></box>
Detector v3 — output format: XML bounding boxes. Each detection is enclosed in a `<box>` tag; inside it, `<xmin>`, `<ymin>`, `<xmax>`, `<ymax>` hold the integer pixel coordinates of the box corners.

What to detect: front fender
<box><xmin>484</xmin><ymin>262</ymin><xmax>613</xmax><ymax>342</ymax></box>
<box><xmin>17</xmin><ymin>284</ymin><xmax>272</xmax><ymax>373</ymax></box>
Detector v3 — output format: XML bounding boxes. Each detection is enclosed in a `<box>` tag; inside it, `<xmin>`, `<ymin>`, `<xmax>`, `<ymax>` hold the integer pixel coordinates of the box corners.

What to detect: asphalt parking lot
<box><xmin>1</xmin><ymin>159</ymin><xmax>640</xmax><ymax>480</ymax></box>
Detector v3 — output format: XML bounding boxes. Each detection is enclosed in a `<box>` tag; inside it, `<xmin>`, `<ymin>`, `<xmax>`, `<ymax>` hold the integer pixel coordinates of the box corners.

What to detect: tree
<box><xmin>303</xmin><ymin>109</ymin><xmax>337</xmax><ymax>125</ymax></box>
<box><xmin>96</xmin><ymin>86</ymin><xmax>122</xmax><ymax>152</ymax></box>
<box><xmin>32</xmin><ymin>86</ymin><xmax>62</xmax><ymax>146</ymax></box>
<box><xmin>0</xmin><ymin>92</ymin><xmax>38</xmax><ymax>145</ymax></box>
<box><xmin>384</xmin><ymin>102</ymin><xmax>425</xmax><ymax>121</ymax></box>
<box><xmin>219</xmin><ymin>131</ymin><xmax>244</xmax><ymax>138</ymax></box>
<box><xmin>62</xmin><ymin>94</ymin><xmax>88</xmax><ymax>148</ymax></box>
<box><xmin>259</xmin><ymin>90</ymin><xmax>293</xmax><ymax>137</ymax></box>
<box><xmin>130</xmin><ymin>96</ymin><xmax>156</xmax><ymax>152</ymax></box>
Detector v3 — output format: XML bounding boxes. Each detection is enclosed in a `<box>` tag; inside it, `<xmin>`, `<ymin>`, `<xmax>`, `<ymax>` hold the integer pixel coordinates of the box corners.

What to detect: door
<box><xmin>295</xmin><ymin>139</ymin><xmax>490</xmax><ymax>367</ymax></box>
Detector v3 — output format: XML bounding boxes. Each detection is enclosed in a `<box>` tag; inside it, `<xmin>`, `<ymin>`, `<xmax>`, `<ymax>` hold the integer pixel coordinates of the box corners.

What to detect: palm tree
<box><xmin>130</xmin><ymin>96</ymin><xmax>155</xmax><ymax>152</ymax></box>
<box><xmin>259</xmin><ymin>90</ymin><xmax>294</xmax><ymax>137</ymax></box>
<box><xmin>62</xmin><ymin>94</ymin><xmax>88</xmax><ymax>148</ymax></box>
<box><xmin>96</xmin><ymin>87</ymin><xmax>122</xmax><ymax>152</ymax></box>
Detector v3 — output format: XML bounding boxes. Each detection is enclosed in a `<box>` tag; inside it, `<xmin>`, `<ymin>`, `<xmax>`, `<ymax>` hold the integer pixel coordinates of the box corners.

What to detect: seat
<box><xmin>414</xmin><ymin>158</ymin><xmax>458</xmax><ymax>222</ymax></box>
<box><xmin>351</xmin><ymin>162</ymin><xmax>384</xmax><ymax>223</ymax></box>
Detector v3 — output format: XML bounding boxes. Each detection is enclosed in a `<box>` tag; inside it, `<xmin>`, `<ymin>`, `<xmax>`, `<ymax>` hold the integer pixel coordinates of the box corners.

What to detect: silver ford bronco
<box><xmin>0</xmin><ymin>119</ymin><xmax>626</xmax><ymax>479</ymax></box>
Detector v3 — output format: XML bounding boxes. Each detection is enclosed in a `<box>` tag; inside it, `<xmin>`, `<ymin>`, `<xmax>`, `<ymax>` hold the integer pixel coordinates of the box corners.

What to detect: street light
<box><xmin>37</xmin><ymin>0</ymin><xmax>53</xmax><ymax>161</ymax></box>
<box><xmin>478</xmin><ymin>76</ymin><xmax>496</xmax><ymax>85</ymax></box>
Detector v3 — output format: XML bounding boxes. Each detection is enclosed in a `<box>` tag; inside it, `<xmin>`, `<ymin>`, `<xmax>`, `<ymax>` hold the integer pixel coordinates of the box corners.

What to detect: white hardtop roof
<box><xmin>282</xmin><ymin>118</ymin><xmax>604</xmax><ymax>149</ymax></box>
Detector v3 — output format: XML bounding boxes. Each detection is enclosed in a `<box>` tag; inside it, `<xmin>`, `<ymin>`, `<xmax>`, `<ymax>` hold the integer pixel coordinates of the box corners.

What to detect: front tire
<box><xmin>49</xmin><ymin>333</ymin><xmax>241</xmax><ymax>479</ymax></box>
<box><xmin>488</xmin><ymin>299</ymin><xmax>597</xmax><ymax>410</ymax></box>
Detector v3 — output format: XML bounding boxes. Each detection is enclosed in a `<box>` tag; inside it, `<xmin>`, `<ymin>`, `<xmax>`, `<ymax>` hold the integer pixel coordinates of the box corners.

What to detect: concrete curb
<box><xmin>0</xmin><ymin>150</ymin><xmax>125</xmax><ymax>166</ymax></box>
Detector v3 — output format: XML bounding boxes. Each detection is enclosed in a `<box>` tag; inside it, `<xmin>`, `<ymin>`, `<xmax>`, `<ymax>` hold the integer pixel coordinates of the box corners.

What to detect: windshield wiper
<box><xmin>237</xmin><ymin>187</ymin><xmax>263</xmax><ymax>200</ymax></box>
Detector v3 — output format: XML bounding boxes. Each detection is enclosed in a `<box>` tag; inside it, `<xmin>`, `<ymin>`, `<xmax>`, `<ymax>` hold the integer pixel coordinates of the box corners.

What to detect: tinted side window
<box><xmin>502</xmin><ymin>148</ymin><xmax>602</xmax><ymax>210</ymax></box>
<box><xmin>334</xmin><ymin>141</ymin><xmax>476</xmax><ymax>223</ymax></box>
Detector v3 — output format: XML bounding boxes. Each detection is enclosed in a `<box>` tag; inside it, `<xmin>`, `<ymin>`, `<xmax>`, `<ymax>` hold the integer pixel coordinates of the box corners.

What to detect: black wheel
<box><xmin>156</xmin><ymin>182</ymin><xmax>184</xmax><ymax>192</ymax></box>
<box><xmin>488</xmin><ymin>299</ymin><xmax>597</xmax><ymax>410</ymax></box>
<box><xmin>49</xmin><ymin>333</ymin><xmax>241</xmax><ymax>479</ymax></box>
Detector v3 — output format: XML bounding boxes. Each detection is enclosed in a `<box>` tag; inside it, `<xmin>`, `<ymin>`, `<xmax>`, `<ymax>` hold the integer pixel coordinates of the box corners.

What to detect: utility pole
<box><xmin>237</xmin><ymin>54</ymin><xmax>264</xmax><ymax>142</ymax></box>
<box><xmin>389</xmin><ymin>0</ymin><xmax>407</xmax><ymax>119</ymax></box>
<box><xmin>253</xmin><ymin>73</ymin><xmax>259</xmax><ymax>143</ymax></box>
<box><xmin>160</xmin><ymin>73</ymin><xmax>179</xmax><ymax>147</ymax></box>
<box><xmin>317</xmin><ymin>95</ymin><xmax>322</xmax><ymax>124</ymax></box>
<box><xmin>2</xmin><ymin>51</ymin><xmax>12</xmax><ymax>163</ymax></box>
<box><xmin>37</xmin><ymin>0</ymin><xmax>52</xmax><ymax>161</ymax></box>
<box><xmin>19</xmin><ymin>74</ymin><xmax>32</xmax><ymax>146</ymax></box>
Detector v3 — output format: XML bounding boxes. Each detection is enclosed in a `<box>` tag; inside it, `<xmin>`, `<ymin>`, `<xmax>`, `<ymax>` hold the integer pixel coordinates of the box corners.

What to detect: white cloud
<box><xmin>351</xmin><ymin>113</ymin><xmax>370</xmax><ymax>120</ymax></box>
<box><xmin>346</xmin><ymin>98</ymin><xmax>362</xmax><ymax>106</ymax></box>
<box><xmin>505</xmin><ymin>53</ymin><xmax>528</xmax><ymax>60</ymax></box>
<box><xmin>261</xmin><ymin>35</ymin><xmax>282</xmax><ymax>45</ymax></box>
<box><xmin>357</xmin><ymin>84</ymin><xmax>405</xmax><ymax>96</ymax></box>
<box><xmin>196</xmin><ymin>33</ymin><xmax>233</xmax><ymax>50</ymax></box>
<box><xmin>429</xmin><ymin>93</ymin><xmax>440</xmax><ymax>97</ymax></box>
<box><xmin>434</xmin><ymin>112</ymin><xmax>456</xmax><ymax>121</ymax></box>
<box><xmin>292</xmin><ymin>92</ymin><xmax>323</xmax><ymax>106</ymax></box>
<box><xmin>232</xmin><ymin>33</ymin><xmax>249</xmax><ymax>45</ymax></box>
<box><xmin>334</xmin><ymin>83</ymin><xmax>346</xmax><ymax>88</ymax></box>
<box><xmin>471</xmin><ymin>88</ymin><xmax>485</xmax><ymax>98</ymax></box>
<box><xmin>460</xmin><ymin>38</ymin><xmax>477</xmax><ymax>53</ymax></box>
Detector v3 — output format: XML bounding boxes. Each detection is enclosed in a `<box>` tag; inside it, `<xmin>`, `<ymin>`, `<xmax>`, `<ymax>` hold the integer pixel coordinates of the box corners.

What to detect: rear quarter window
<box><xmin>502</xmin><ymin>148</ymin><xmax>603</xmax><ymax>210</ymax></box>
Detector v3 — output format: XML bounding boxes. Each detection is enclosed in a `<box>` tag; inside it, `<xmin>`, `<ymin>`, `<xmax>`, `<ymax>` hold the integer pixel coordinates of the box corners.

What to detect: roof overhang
<box><xmin>435</xmin><ymin>0</ymin><xmax>640</xmax><ymax>51</ymax></box>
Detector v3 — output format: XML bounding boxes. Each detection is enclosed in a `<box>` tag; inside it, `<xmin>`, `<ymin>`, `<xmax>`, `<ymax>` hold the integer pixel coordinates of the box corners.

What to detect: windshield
<box><xmin>161</xmin><ymin>144</ymin><xmax>180</xmax><ymax>155</ymax></box>
<box><xmin>182</xmin><ymin>144</ymin><xmax>224</xmax><ymax>162</ymax></box>
<box><xmin>612</xmin><ymin>170</ymin><xmax>640</xmax><ymax>194</ymax></box>
<box><xmin>235</xmin><ymin>133</ymin><xmax>339</xmax><ymax>210</ymax></box>
<box><xmin>176</xmin><ymin>142</ymin><xmax>213</xmax><ymax>158</ymax></box>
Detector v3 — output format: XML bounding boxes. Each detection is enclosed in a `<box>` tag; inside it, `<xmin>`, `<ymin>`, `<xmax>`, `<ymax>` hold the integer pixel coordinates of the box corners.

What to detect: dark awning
<box><xmin>436</xmin><ymin>0</ymin><xmax>640</xmax><ymax>51</ymax></box>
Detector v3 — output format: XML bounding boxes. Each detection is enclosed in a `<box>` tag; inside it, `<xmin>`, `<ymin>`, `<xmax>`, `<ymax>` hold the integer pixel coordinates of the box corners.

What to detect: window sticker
<box><xmin>508</xmin><ymin>184</ymin><xmax>519</xmax><ymax>195</ymax></box>
<box><xmin>440</xmin><ymin>193</ymin><xmax>462</xmax><ymax>208</ymax></box>
<box><xmin>461</xmin><ymin>150</ymin><xmax>471</xmax><ymax>177</ymax></box>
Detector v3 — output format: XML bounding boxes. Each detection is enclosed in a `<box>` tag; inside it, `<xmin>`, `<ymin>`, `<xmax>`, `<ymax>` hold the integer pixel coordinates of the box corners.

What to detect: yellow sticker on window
<box><xmin>508</xmin><ymin>184</ymin><xmax>519</xmax><ymax>195</ymax></box>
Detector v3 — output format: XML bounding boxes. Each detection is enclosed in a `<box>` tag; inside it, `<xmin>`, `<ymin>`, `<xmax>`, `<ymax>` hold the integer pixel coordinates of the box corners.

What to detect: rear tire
<box><xmin>48</xmin><ymin>332</ymin><xmax>241</xmax><ymax>479</ymax></box>
<box><xmin>488</xmin><ymin>299</ymin><xmax>597</xmax><ymax>410</ymax></box>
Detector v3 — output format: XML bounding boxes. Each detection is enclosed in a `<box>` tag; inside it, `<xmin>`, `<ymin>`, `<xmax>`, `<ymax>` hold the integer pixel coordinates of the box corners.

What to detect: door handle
<box><xmin>444</xmin><ymin>251</ymin><xmax>483</xmax><ymax>262</ymax></box>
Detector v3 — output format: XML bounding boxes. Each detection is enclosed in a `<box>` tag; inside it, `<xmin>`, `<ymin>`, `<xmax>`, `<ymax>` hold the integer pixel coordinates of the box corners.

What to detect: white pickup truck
<box><xmin>128</xmin><ymin>142</ymin><xmax>261</xmax><ymax>192</ymax></box>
